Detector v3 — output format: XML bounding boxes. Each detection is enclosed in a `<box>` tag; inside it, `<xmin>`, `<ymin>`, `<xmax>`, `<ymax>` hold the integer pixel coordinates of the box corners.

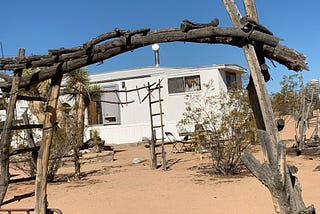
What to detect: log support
<box><xmin>0</xmin><ymin>48</ymin><xmax>25</xmax><ymax>203</ymax></box>
<box><xmin>0</xmin><ymin>18</ymin><xmax>308</xmax><ymax>91</ymax></box>
<box><xmin>34</xmin><ymin>73</ymin><xmax>63</xmax><ymax>214</ymax></box>
<box><xmin>222</xmin><ymin>0</ymin><xmax>315</xmax><ymax>213</ymax></box>
<box><xmin>241</xmin><ymin>131</ymin><xmax>315</xmax><ymax>213</ymax></box>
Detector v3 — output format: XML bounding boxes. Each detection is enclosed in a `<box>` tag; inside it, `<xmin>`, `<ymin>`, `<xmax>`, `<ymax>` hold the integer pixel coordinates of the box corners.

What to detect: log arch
<box><xmin>0</xmin><ymin>18</ymin><xmax>307</xmax><ymax>91</ymax></box>
<box><xmin>0</xmin><ymin>1</ymin><xmax>314</xmax><ymax>213</ymax></box>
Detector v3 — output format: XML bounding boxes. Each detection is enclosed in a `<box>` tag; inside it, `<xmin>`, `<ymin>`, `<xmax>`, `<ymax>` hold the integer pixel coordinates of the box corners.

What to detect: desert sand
<box><xmin>2</xmin><ymin>119</ymin><xmax>320</xmax><ymax>214</ymax></box>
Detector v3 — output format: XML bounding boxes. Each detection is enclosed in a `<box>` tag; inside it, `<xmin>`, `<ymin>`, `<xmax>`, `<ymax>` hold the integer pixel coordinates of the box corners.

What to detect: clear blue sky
<box><xmin>1</xmin><ymin>0</ymin><xmax>319</xmax><ymax>93</ymax></box>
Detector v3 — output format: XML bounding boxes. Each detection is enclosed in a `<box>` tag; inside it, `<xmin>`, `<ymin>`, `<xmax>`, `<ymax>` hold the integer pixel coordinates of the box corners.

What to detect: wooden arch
<box><xmin>0</xmin><ymin>1</ymin><xmax>314</xmax><ymax>214</ymax></box>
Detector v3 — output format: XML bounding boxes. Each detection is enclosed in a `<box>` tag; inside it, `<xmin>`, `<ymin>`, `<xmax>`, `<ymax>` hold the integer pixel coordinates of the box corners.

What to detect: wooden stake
<box><xmin>0</xmin><ymin>48</ymin><xmax>25</xmax><ymax>203</ymax></box>
<box><xmin>147</xmin><ymin>82</ymin><xmax>157</xmax><ymax>169</ymax></box>
<box><xmin>34</xmin><ymin>73</ymin><xmax>63</xmax><ymax>214</ymax></box>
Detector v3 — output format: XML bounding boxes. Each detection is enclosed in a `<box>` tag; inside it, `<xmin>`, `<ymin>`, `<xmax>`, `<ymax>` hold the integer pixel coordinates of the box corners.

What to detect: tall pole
<box><xmin>147</xmin><ymin>82</ymin><xmax>157</xmax><ymax>169</ymax></box>
<box><xmin>0</xmin><ymin>48</ymin><xmax>24</xmax><ymax>203</ymax></box>
<box><xmin>34</xmin><ymin>73</ymin><xmax>63</xmax><ymax>214</ymax></box>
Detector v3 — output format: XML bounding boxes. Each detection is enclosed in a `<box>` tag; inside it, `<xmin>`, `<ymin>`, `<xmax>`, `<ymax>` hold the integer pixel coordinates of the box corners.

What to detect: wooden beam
<box><xmin>223</xmin><ymin>0</ymin><xmax>279</xmax><ymax>151</ymax></box>
<box><xmin>9</xmin><ymin>146</ymin><xmax>40</xmax><ymax>156</ymax></box>
<box><xmin>0</xmin><ymin>192</ymin><xmax>34</xmax><ymax>206</ymax></box>
<box><xmin>0</xmin><ymin>23</ymin><xmax>308</xmax><ymax>91</ymax></box>
<box><xmin>243</xmin><ymin>0</ymin><xmax>258</xmax><ymax>21</ymax></box>
<box><xmin>223</xmin><ymin>1</ymin><xmax>314</xmax><ymax>213</ymax></box>
<box><xmin>0</xmin><ymin>48</ymin><xmax>25</xmax><ymax>204</ymax></box>
<box><xmin>34</xmin><ymin>73</ymin><xmax>63</xmax><ymax>214</ymax></box>
<box><xmin>17</xmin><ymin>95</ymin><xmax>47</xmax><ymax>101</ymax></box>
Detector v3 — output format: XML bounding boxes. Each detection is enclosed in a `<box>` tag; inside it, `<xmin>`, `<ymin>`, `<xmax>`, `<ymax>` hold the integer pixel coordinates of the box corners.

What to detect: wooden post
<box><xmin>0</xmin><ymin>48</ymin><xmax>25</xmax><ymax>203</ymax></box>
<box><xmin>223</xmin><ymin>0</ymin><xmax>279</xmax><ymax>155</ymax></box>
<box><xmin>147</xmin><ymin>82</ymin><xmax>157</xmax><ymax>169</ymax></box>
<box><xmin>22</xmin><ymin>110</ymin><xmax>38</xmax><ymax>174</ymax></box>
<box><xmin>34</xmin><ymin>73</ymin><xmax>63</xmax><ymax>214</ymax></box>
<box><xmin>243</xmin><ymin>0</ymin><xmax>258</xmax><ymax>21</ymax></box>
<box><xmin>223</xmin><ymin>0</ymin><xmax>315</xmax><ymax>213</ymax></box>
<box><xmin>74</xmin><ymin>83</ymin><xmax>85</xmax><ymax>179</ymax></box>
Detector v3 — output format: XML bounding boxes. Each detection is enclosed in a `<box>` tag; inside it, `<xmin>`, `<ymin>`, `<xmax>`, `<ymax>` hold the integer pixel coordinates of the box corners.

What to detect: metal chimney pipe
<box><xmin>151</xmin><ymin>44</ymin><xmax>160</xmax><ymax>67</ymax></box>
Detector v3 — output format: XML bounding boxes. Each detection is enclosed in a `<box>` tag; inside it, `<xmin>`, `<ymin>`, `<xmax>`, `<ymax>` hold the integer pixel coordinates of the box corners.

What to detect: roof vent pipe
<box><xmin>151</xmin><ymin>43</ymin><xmax>160</xmax><ymax>67</ymax></box>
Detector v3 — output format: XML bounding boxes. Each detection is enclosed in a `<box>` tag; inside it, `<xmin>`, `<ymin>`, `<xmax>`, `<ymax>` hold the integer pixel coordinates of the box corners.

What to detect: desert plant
<box><xmin>271</xmin><ymin>74</ymin><xmax>303</xmax><ymax>120</ymax></box>
<box><xmin>64</xmin><ymin>67</ymin><xmax>90</xmax><ymax>179</ymax></box>
<box><xmin>10</xmin><ymin>68</ymin><xmax>71</xmax><ymax>181</ymax></box>
<box><xmin>10</xmin><ymin>122</ymin><xmax>71</xmax><ymax>181</ymax></box>
<box><xmin>178</xmin><ymin>81</ymin><xmax>256</xmax><ymax>175</ymax></box>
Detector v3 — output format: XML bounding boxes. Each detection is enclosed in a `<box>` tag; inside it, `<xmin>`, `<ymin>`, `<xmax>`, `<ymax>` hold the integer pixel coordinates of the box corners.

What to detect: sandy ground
<box><xmin>2</xmin><ymin>118</ymin><xmax>320</xmax><ymax>214</ymax></box>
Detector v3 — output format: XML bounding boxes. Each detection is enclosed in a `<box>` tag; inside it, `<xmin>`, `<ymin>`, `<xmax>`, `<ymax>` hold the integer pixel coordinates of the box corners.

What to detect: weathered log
<box><xmin>2</xmin><ymin>124</ymin><xmax>43</xmax><ymax>131</ymax></box>
<box><xmin>9</xmin><ymin>146</ymin><xmax>40</xmax><ymax>156</ymax></box>
<box><xmin>223</xmin><ymin>0</ymin><xmax>314</xmax><ymax>213</ymax></box>
<box><xmin>34</xmin><ymin>73</ymin><xmax>63</xmax><ymax>214</ymax></box>
<box><xmin>94</xmin><ymin>99</ymin><xmax>134</xmax><ymax>105</ymax></box>
<box><xmin>0</xmin><ymin>49</ymin><xmax>25</xmax><ymax>204</ymax></box>
<box><xmin>243</xmin><ymin>0</ymin><xmax>258</xmax><ymax>23</ymax></box>
<box><xmin>0</xmin><ymin>192</ymin><xmax>35</xmax><ymax>206</ymax></box>
<box><xmin>242</xmin><ymin>0</ymin><xmax>271</xmax><ymax>133</ymax></box>
<box><xmin>0</xmin><ymin>21</ymin><xmax>307</xmax><ymax>91</ymax></box>
<box><xmin>22</xmin><ymin>110</ymin><xmax>38</xmax><ymax>171</ymax></box>
<box><xmin>9</xmin><ymin>176</ymin><xmax>36</xmax><ymax>184</ymax></box>
<box><xmin>241</xmin><ymin>131</ymin><xmax>315</xmax><ymax>213</ymax></box>
<box><xmin>180</xmin><ymin>18</ymin><xmax>219</xmax><ymax>31</ymax></box>
<box><xmin>17</xmin><ymin>95</ymin><xmax>47</xmax><ymax>101</ymax></box>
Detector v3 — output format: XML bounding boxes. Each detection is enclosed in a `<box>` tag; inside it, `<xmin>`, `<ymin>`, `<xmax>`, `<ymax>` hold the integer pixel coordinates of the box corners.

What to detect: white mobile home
<box><xmin>85</xmin><ymin>64</ymin><xmax>245</xmax><ymax>145</ymax></box>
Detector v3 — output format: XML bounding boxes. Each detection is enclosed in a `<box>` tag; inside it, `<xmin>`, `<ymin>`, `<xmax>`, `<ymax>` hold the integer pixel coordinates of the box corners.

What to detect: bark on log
<box><xmin>34</xmin><ymin>73</ymin><xmax>62</xmax><ymax>214</ymax></box>
<box><xmin>223</xmin><ymin>1</ymin><xmax>314</xmax><ymax>213</ymax></box>
<box><xmin>16</xmin><ymin>95</ymin><xmax>47</xmax><ymax>101</ymax></box>
<box><xmin>0</xmin><ymin>48</ymin><xmax>25</xmax><ymax>204</ymax></box>
<box><xmin>0</xmin><ymin>124</ymin><xmax>43</xmax><ymax>131</ymax></box>
<box><xmin>0</xmin><ymin>192</ymin><xmax>35</xmax><ymax>206</ymax></box>
<box><xmin>9</xmin><ymin>146</ymin><xmax>40</xmax><ymax>156</ymax></box>
<box><xmin>180</xmin><ymin>18</ymin><xmax>219</xmax><ymax>31</ymax></box>
<box><xmin>242</xmin><ymin>0</ymin><xmax>272</xmax><ymax>131</ymax></box>
<box><xmin>241</xmin><ymin>131</ymin><xmax>315</xmax><ymax>214</ymax></box>
<box><xmin>0</xmin><ymin>20</ymin><xmax>307</xmax><ymax>91</ymax></box>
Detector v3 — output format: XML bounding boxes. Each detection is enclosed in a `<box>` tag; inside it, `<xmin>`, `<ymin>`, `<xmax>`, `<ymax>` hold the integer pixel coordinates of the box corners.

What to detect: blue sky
<box><xmin>0</xmin><ymin>0</ymin><xmax>319</xmax><ymax>93</ymax></box>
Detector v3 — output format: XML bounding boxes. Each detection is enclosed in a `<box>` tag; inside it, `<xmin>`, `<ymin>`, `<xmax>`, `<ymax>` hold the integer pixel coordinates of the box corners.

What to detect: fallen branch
<box><xmin>0</xmin><ymin>192</ymin><xmax>34</xmax><ymax>206</ymax></box>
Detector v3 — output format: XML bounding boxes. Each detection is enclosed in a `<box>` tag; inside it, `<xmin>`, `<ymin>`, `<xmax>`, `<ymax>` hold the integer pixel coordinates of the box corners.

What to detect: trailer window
<box><xmin>168</xmin><ymin>75</ymin><xmax>201</xmax><ymax>94</ymax></box>
<box><xmin>226</xmin><ymin>72</ymin><xmax>237</xmax><ymax>88</ymax></box>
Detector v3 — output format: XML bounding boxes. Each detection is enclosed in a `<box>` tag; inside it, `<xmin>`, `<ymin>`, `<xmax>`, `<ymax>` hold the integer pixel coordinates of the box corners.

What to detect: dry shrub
<box><xmin>178</xmin><ymin>82</ymin><xmax>257</xmax><ymax>175</ymax></box>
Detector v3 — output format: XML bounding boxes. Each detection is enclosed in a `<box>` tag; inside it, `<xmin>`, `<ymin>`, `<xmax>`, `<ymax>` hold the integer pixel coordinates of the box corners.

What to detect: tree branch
<box><xmin>0</xmin><ymin>19</ymin><xmax>307</xmax><ymax>91</ymax></box>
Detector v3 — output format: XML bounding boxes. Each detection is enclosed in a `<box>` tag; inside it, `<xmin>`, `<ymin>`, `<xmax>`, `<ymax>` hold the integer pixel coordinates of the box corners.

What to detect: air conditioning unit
<box><xmin>103</xmin><ymin>116</ymin><xmax>119</xmax><ymax>125</ymax></box>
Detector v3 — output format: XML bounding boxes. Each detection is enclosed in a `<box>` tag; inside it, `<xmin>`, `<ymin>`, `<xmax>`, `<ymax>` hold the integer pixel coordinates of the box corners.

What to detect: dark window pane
<box><xmin>168</xmin><ymin>77</ymin><xmax>185</xmax><ymax>93</ymax></box>
<box><xmin>87</xmin><ymin>101</ymin><xmax>103</xmax><ymax>125</ymax></box>
<box><xmin>226</xmin><ymin>72</ymin><xmax>236</xmax><ymax>88</ymax></box>
<box><xmin>185</xmin><ymin>75</ymin><xmax>201</xmax><ymax>92</ymax></box>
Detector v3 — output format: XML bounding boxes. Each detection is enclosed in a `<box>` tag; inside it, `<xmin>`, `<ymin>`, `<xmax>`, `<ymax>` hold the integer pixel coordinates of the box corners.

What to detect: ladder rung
<box><xmin>153</xmin><ymin>125</ymin><xmax>164</xmax><ymax>129</ymax></box>
<box><xmin>150</xmin><ymin>99</ymin><xmax>163</xmax><ymax>104</ymax></box>
<box><xmin>7</xmin><ymin>124</ymin><xmax>43</xmax><ymax>130</ymax></box>
<box><xmin>151</xmin><ymin>112</ymin><xmax>164</xmax><ymax>117</ymax></box>
<box><xmin>10</xmin><ymin>146</ymin><xmax>40</xmax><ymax>156</ymax></box>
<box><xmin>17</xmin><ymin>95</ymin><xmax>47</xmax><ymax>101</ymax></box>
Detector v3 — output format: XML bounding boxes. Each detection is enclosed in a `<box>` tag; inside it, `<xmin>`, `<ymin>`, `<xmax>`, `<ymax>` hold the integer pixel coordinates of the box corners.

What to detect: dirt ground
<box><xmin>2</xmin><ymin>119</ymin><xmax>320</xmax><ymax>214</ymax></box>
